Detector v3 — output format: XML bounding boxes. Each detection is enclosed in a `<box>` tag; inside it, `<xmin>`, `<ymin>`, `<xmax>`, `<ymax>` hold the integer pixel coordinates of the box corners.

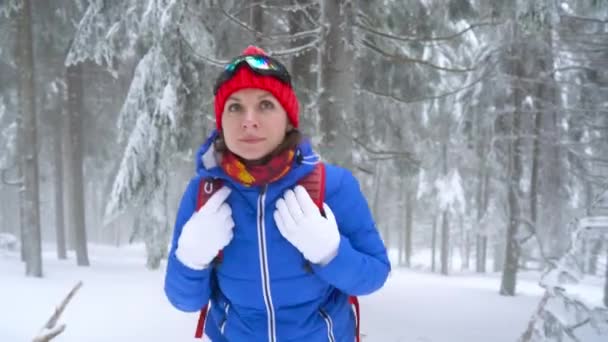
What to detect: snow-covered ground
<box><xmin>0</xmin><ymin>244</ymin><xmax>603</xmax><ymax>341</ymax></box>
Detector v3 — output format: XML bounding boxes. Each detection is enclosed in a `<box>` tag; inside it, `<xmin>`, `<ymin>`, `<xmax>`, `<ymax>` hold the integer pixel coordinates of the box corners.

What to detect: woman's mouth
<box><xmin>239</xmin><ymin>137</ymin><xmax>265</xmax><ymax>143</ymax></box>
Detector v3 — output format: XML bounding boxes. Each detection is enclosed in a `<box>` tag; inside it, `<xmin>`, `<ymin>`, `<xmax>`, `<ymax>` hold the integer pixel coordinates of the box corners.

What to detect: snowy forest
<box><xmin>1</xmin><ymin>0</ymin><xmax>608</xmax><ymax>341</ymax></box>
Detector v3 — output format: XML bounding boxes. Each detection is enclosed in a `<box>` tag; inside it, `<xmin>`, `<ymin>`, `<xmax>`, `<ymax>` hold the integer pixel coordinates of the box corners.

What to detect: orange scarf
<box><xmin>220</xmin><ymin>149</ymin><xmax>295</xmax><ymax>187</ymax></box>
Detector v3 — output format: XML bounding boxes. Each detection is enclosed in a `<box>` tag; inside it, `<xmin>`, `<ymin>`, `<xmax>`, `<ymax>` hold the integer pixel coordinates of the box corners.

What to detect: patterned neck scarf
<box><xmin>220</xmin><ymin>148</ymin><xmax>295</xmax><ymax>187</ymax></box>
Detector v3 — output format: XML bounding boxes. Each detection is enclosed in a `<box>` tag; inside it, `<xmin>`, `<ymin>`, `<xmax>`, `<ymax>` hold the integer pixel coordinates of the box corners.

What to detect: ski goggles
<box><xmin>213</xmin><ymin>54</ymin><xmax>292</xmax><ymax>95</ymax></box>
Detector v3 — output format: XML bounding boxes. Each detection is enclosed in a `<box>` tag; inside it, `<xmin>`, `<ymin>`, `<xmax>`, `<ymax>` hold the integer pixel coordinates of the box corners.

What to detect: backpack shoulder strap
<box><xmin>297</xmin><ymin>162</ymin><xmax>326</xmax><ymax>214</ymax></box>
<box><xmin>298</xmin><ymin>163</ymin><xmax>361</xmax><ymax>342</ymax></box>
<box><xmin>196</xmin><ymin>177</ymin><xmax>225</xmax><ymax>210</ymax></box>
<box><xmin>194</xmin><ymin>177</ymin><xmax>224</xmax><ymax>339</ymax></box>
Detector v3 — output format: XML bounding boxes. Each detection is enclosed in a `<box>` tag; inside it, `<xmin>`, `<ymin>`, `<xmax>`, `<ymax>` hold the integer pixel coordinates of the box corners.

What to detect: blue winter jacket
<box><xmin>164</xmin><ymin>131</ymin><xmax>391</xmax><ymax>342</ymax></box>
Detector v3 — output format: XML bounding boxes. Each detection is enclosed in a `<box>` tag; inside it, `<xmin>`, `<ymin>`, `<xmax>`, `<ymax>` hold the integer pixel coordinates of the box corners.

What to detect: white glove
<box><xmin>274</xmin><ymin>186</ymin><xmax>340</xmax><ymax>266</ymax></box>
<box><xmin>175</xmin><ymin>187</ymin><xmax>234</xmax><ymax>270</ymax></box>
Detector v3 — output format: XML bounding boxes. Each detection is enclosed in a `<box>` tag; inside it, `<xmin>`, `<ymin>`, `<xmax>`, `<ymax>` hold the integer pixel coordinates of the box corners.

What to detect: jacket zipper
<box><xmin>220</xmin><ymin>303</ymin><xmax>230</xmax><ymax>334</ymax></box>
<box><xmin>319</xmin><ymin>309</ymin><xmax>336</xmax><ymax>342</ymax></box>
<box><xmin>257</xmin><ymin>186</ymin><xmax>276</xmax><ymax>342</ymax></box>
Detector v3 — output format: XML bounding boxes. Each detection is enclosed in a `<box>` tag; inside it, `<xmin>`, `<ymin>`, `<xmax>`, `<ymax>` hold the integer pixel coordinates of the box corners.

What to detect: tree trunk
<box><xmin>493</xmin><ymin>240</ymin><xmax>502</xmax><ymax>272</ymax></box>
<box><xmin>143</xmin><ymin>167</ymin><xmax>171</xmax><ymax>269</ymax></box>
<box><xmin>12</xmin><ymin>18</ymin><xmax>27</xmax><ymax>263</ymax></box>
<box><xmin>500</xmin><ymin>28</ymin><xmax>524</xmax><ymax>296</ymax></box>
<box><xmin>65</xmin><ymin>63</ymin><xmax>89</xmax><ymax>266</ymax></box>
<box><xmin>603</xmin><ymin>244</ymin><xmax>608</xmax><ymax>307</ymax></box>
<box><xmin>319</xmin><ymin>0</ymin><xmax>354</xmax><ymax>167</ymax></box>
<box><xmin>371</xmin><ymin>162</ymin><xmax>388</xmax><ymax>244</ymax></box>
<box><xmin>475</xmin><ymin>116</ymin><xmax>488</xmax><ymax>273</ymax></box>
<box><xmin>441</xmin><ymin>210</ymin><xmax>450</xmax><ymax>275</ymax></box>
<box><xmin>405</xmin><ymin>180</ymin><xmax>413</xmax><ymax>268</ymax></box>
<box><xmin>250</xmin><ymin>0</ymin><xmax>264</xmax><ymax>45</ymax></box>
<box><xmin>440</xmin><ymin>109</ymin><xmax>450</xmax><ymax>276</ymax></box>
<box><xmin>398</xmin><ymin>176</ymin><xmax>405</xmax><ymax>266</ymax></box>
<box><xmin>431</xmin><ymin>214</ymin><xmax>437</xmax><ymax>272</ymax></box>
<box><xmin>461</xmin><ymin>215</ymin><xmax>469</xmax><ymax>270</ymax></box>
<box><xmin>53</xmin><ymin>106</ymin><xmax>67</xmax><ymax>259</ymax></box>
<box><xmin>530</xmin><ymin>82</ymin><xmax>542</xmax><ymax>264</ymax></box>
<box><xmin>537</xmin><ymin>14</ymin><xmax>566</xmax><ymax>260</ymax></box>
<box><xmin>17</xmin><ymin>0</ymin><xmax>43</xmax><ymax>278</ymax></box>
<box><xmin>289</xmin><ymin>0</ymin><xmax>319</xmax><ymax>134</ymax></box>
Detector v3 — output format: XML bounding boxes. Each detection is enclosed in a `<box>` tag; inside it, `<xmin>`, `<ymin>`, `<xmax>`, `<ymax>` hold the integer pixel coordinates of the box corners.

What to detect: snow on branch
<box><xmin>66</xmin><ymin>1</ymin><xmax>145</xmax><ymax>75</ymax></box>
<box><xmin>104</xmin><ymin>45</ymin><xmax>176</xmax><ymax>222</ymax></box>
<box><xmin>519</xmin><ymin>188</ymin><xmax>608</xmax><ymax>341</ymax></box>
<box><xmin>0</xmin><ymin>103</ymin><xmax>18</xmax><ymax>169</ymax></box>
<box><xmin>265</xmin><ymin>38</ymin><xmax>321</xmax><ymax>57</ymax></box>
<box><xmin>32</xmin><ymin>281</ymin><xmax>83</xmax><ymax>342</ymax></box>
<box><xmin>0</xmin><ymin>0</ymin><xmax>21</xmax><ymax>18</ymax></box>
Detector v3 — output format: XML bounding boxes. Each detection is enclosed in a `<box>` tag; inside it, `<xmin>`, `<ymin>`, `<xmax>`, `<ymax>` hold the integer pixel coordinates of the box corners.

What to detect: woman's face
<box><xmin>221</xmin><ymin>88</ymin><xmax>290</xmax><ymax>161</ymax></box>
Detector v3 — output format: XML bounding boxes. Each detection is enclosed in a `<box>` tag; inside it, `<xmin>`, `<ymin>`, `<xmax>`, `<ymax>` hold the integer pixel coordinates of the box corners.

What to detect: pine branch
<box><xmin>178</xmin><ymin>35</ymin><xmax>226</xmax><ymax>67</ymax></box>
<box><xmin>355</xmin><ymin>20</ymin><xmax>501</xmax><ymax>43</ymax></box>
<box><xmin>560</xmin><ymin>13</ymin><xmax>608</xmax><ymax>24</ymax></box>
<box><xmin>355</xmin><ymin>65</ymin><xmax>493</xmax><ymax>105</ymax></box>
<box><xmin>219</xmin><ymin>4</ymin><xmax>321</xmax><ymax>43</ymax></box>
<box><xmin>352</xmin><ymin>136</ymin><xmax>420</xmax><ymax>167</ymax></box>
<box><xmin>32</xmin><ymin>281</ymin><xmax>83</xmax><ymax>342</ymax></box>
<box><xmin>265</xmin><ymin>38</ymin><xmax>320</xmax><ymax>57</ymax></box>
<box><xmin>358</xmin><ymin>38</ymin><xmax>479</xmax><ymax>73</ymax></box>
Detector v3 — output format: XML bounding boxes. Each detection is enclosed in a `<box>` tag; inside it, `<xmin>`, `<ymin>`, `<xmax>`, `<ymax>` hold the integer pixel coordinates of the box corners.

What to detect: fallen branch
<box><xmin>32</xmin><ymin>281</ymin><xmax>83</xmax><ymax>342</ymax></box>
<box><xmin>519</xmin><ymin>292</ymin><xmax>551</xmax><ymax>342</ymax></box>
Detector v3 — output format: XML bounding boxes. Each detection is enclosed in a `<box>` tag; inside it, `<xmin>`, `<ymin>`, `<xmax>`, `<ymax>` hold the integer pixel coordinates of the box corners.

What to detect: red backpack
<box><xmin>193</xmin><ymin>163</ymin><xmax>361</xmax><ymax>342</ymax></box>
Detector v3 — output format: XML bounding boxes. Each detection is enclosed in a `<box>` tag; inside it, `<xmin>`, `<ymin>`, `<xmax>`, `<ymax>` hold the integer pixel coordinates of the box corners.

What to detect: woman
<box><xmin>164</xmin><ymin>46</ymin><xmax>390</xmax><ymax>342</ymax></box>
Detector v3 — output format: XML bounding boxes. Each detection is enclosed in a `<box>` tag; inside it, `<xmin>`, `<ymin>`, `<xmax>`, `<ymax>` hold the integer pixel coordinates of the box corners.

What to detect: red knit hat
<box><xmin>214</xmin><ymin>46</ymin><xmax>299</xmax><ymax>130</ymax></box>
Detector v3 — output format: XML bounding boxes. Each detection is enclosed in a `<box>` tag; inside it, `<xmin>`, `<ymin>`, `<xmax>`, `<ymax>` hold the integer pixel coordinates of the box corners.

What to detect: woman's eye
<box><xmin>228</xmin><ymin>103</ymin><xmax>242</xmax><ymax>112</ymax></box>
<box><xmin>260</xmin><ymin>100</ymin><xmax>274</xmax><ymax>110</ymax></box>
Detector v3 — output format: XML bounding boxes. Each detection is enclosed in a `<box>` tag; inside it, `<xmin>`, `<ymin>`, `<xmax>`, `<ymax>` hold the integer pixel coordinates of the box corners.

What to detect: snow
<box><xmin>0</xmin><ymin>243</ymin><xmax>604</xmax><ymax>342</ymax></box>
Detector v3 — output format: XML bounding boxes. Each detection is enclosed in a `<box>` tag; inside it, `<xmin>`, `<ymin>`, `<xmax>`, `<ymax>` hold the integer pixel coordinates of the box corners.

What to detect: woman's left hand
<box><xmin>274</xmin><ymin>186</ymin><xmax>340</xmax><ymax>266</ymax></box>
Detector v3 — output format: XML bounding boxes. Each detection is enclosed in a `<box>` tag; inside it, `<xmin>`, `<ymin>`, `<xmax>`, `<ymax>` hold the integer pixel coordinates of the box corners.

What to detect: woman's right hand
<box><xmin>175</xmin><ymin>186</ymin><xmax>234</xmax><ymax>270</ymax></box>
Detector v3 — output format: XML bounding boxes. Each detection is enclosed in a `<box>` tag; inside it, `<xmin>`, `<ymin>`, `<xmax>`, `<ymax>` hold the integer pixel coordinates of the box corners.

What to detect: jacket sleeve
<box><xmin>311</xmin><ymin>167</ymin><xmax>391</xmax><ymax>296</ymax></box>
<box><xmin>164</xmin><ymin>176</ymin><xmax>213</xmax><ymax>312</ymax></box>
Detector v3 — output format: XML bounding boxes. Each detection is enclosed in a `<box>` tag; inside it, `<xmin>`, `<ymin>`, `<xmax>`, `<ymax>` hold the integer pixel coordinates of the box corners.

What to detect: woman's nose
<box><xmin>241</xmin><ymin>110</ymin><xmax>259</xmax><ymax>129</ymax></box>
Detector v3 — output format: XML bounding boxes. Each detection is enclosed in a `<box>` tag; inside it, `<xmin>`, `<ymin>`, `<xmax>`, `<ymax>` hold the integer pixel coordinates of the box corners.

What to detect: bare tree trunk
<box><xmin>440</xmin><ymin>210</ymin><xmax>450</xmax><ymax>275</ymax></box>
<box><xmin>250</xmin><ymin>0</ymin><xmax>264</xmax><ymax>45</ymax></box>
<box><xmin>475</xmin><ymin>117</ymin><xmax>488</xmax><ymax>273</ymax></box>
<box><xmin>537</xmin><ymin>14</ymin><xmax>566</xmax><ymax>260</ymax></box>
<box><xmin>440</xmin><ymin>111</ymin><xmax>450</xmax><ymax>276</ymax></box>
<box><xmin>461</xmin><ymin>215</ymin><xmax>469</xmax><ymax>270</ymax></box>
<box><xmin>319</xmin><ymin>0</ymin><xmax>354</xmax><ymax>167</ymax></box>
<box><xmin>604</xmin><ymin>244</ymin><xmax>608</xmax><ymax>307</ymax></box>
<box><xmin>53</xmin><ymin>107</ymin><xmax>67</xmax><ymax>260</ymax></box>
<box><xmin>12</xmin><ymin>19</ymin><xmax>27</xmax><ymax>263</ymax></box>
<box><xmin>480</xmin><ymin>170</ymin><xmax>489</xmax><ymax>269</ymax></box>
<box><xmin>500</xmin><ymin>28</ymin><xmax>524</xmax><ymax>296</ymax></box>
<box><xmin>405</xmin><ymin>180</ymin><xmax>413</xmax><ymax>268</ymax></box>
<box><xmin>398</xmin><ymin>176</ymin><xmax>405</xmax><ymax>265</ymax></box>
<box><xmin>17</xmin><ymin>0</ymin><xmax>42</xmax><ymax>278</ymax></box>
<box><xmin>65</xmin><ymin>63</ymin><xmax>89</xmax><ymax>266</ymax></box>
<box><xmin>431</xmin><ymin>214</ymin><xmax>437</xmax><ymax>272</ymax></box>
<box><xmin>530</xmin><ymin>83</ymin><xmax>541</xmax><ymax>266</ymax></box>
<box><xmin>371</xmin><ymin>162</ymin><xmax>388</xmax><ymax>243</ymax></box>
